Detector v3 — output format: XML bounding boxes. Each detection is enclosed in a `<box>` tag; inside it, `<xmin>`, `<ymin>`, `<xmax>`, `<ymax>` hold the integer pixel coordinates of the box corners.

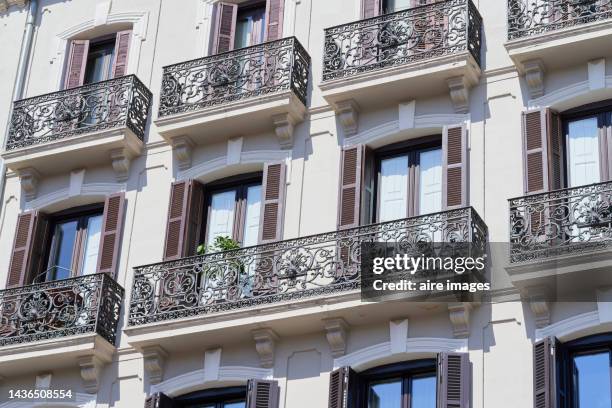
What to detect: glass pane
<box><xmin>234</xmin><ymin>17</ymin><xmax>252</xmax><ymax>49</ymax></box>
<box><xmin>223</xmin><ymin>401</ymin><xmax>246</xmax><ymax>408</ymax></box>
<box><xmin>207</xmin><ymin>190</ymin><xmax>237</xmax><ymax>246</ymax></box>
<box><xmin>80</xmin><ymin>215</ymin><xmax>103</xmax><ymax>275</ymax></box>
<box><xmin>411</xmin><ymin>375</ymin><xmax>437</xmax><ymax>408</ymax></box>
<box><xmin>573</xmin><ymin>352</ymin><xmax>612</xmax><ymax>408</ymax></box>
<box><xmin>84</xmin><ymin>41</ymin><xmax>115</xmax><ymax>84</ymax></box>
<box><xmin>379</xmin><ymin>155</ymin><xmax>408</xmax><ymax>222</ymax></box>
<box><xmin>418</xmin><ymin>149</ymin><xmax>442</xmax><ymax>215</ymax></box>
<box><xmin>384</xmin><ymin>0</ymin><xmax>414</xmax><ymax>13</ymax></box>
<box><xmin>242</xmin><ymin>185</ymin><xmax>262</xmax><ymax>247</ymax></box>
<box><xmin>368</xmin><ymin>378</ymin><xmax>402</xmax><ymax>408</ymax></box>
<box><xmin>567</xmin><ymin>117</ymin><xmax>601</xmax><ymax>188</ymax></box>
<box><xmin>48</xmin><ymin>220</ymin><xmax>78</xmax><ymax>281</ymax></box>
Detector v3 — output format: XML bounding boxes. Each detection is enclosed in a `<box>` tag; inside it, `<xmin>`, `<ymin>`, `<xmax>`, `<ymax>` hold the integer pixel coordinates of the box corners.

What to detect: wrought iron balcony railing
<box><xmin>322</xmin><ymin>0</ymin><xmax>482</xmax><ymax>82</ymax></box>
<box><xmin>0</xmin><ymin>273</ymin><xmax>124</xmax><ymax>347</ymax></box>
<box><xmin>507</xmin><ymin>0</ymin><xmax>612</xmax><ymax>40</ymax></box>
<box><xmin>128</xmin><ymin>207</ymin><xmax>487</xmax><ymax>326</ymax></box>
<box><xmin>509</xmin><ymin>181</ymin><xmax>612</xmax><ymax>263</ymax></box>
<box><xmin>5</xmin><ymin>75</ymin><xmax>152</xmax><ymax>151</ymax></box>
<box><xmin>158</xmin><ymin>37</ymin><xmax>310</xmax><ymax>118</ymax></box>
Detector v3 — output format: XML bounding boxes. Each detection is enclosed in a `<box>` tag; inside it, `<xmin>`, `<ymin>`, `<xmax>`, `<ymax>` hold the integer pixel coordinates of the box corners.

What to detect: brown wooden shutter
<box><xmin>437</xmin><ymin>352</ymin><xmax>470</xmax><ymax>408</ymax></box>
<box><xmin>64</xmin><ymin>39</ymin><xmax>89</xmax><ymax>89</ymax></box>
<box><xmin>7</xmin><ymin>211</ymin><xmax>37</xmax><ymax>288</ymax></box>
<box><xmin>547</xmin><ymin>110</ymin><xmax>564</xmax><ymax>190</ymax></box>
<box><xmin>144</xmin><ymin>392</ymin><xmax>175</xmax><ymax>408</ymax></box>
<box><xmin>29</xmin><ymin>213</ymin><xmax>51</xmax><ymax>282</ymax></box>
<box><xmin>522</xmin><ymin>108</ymin><xmax>554</xmax><ymax>194</ymax></box>
<box><xmin>264</xmin><ymin>0</ymin><xmax>285</xmax><ymax>41</ymax></box>
<box><xmin>361</xmin><ymin>0</ymin><xmax>382</xmax><ymax>18</ymax></box>
<box><xmin>259</xmin><ymin>162</ymin><xmax>286</xmax><ymax>244</ymax></box>
<box><xmin>213</xmin><ymin>2</ymin><xmax>238</xmax><ymax>54</ymax></box>
<box><xmin>328</xmin><ymin>366</ymin><xmax>358</xmax><ymax>408</ymax></box>
<box><xmin>97</xmin><ymin>192</ymin><xmax>126</xmax><ymax>276</ymax></box>
<box><xmin>163</xmin><ymin>180</ymin><xmax>204</xmax><ymax>260</ymax></box>
<box><xmin>246</xmin><ymin>379</ymin><xmax>280</xmax><ymax>408</ymax></box>
<box><xmin>111</xmin><ymin>30</ymin><xmax>132</xmax><ymax>78</ymax></box>
<box><xmin>338</xmin><ymin>145</ymin><xmax>366</xmax><ymax>229</ymax></box>
<box><xmin>443</xmin><ymin>124</ymin><xmax>468</xmax><ymax>209</ymax></box>
<box><xmin>533</xmin><ymin>337</ymin><xmax>557</xmax><ymax>408</ymax></box>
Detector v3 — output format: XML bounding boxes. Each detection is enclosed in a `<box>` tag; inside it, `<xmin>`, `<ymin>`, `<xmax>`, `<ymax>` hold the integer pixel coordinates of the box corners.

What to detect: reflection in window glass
<box><xmin>81</xmin><ymin>215</ymin><xmax>103</xmax><ymax>275</ymax></box>
<box><xmin>48</xmin><ymin>220</ymin><xmax>78</xmax><ymax>280</ymax></box>
<box><xmin>573</xmin><ymin>352</ymin><xmax>612</xmax><ymax>408</ymax></box>
<box><xmin>207</xmin><ymin>190</ymin><xmax>237</xmax><ymax>245</ymax></box>
<box><xmin>242</xmin><ymin>185</ymin><xmax>262</xmax><ymax>247</ymax></box>
<box><xmin>379</xmin><ymin>155</ymin><xmax>408</xmax><ymax>222</ymax></box>
<box><xmin>567</xmin><ymin>117</ymin><xmax>600</xmax><ymax>188</ymax></box>
<box><xmin>368</xmin><ymin>378</ymin><xmax>402</xmax><ymax>408</ymax></box>
<box><xmin>224</xmin><ymin>402</ymin><xmax>246</xmax><ymax>408</ymax></box>
<box><xmin>411</xmin><ymin>374</ymin><xmax>437</xmax><ymax>408</ymax></box>
<box><xmin>418</xmin><ymin>148</ymin><xmax>442</xmax><ymax>215</ymax></box>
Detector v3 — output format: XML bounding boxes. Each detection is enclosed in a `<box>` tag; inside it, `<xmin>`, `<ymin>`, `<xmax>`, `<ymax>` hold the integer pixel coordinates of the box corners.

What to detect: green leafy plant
<box><xmin>197</xmin><ymin>236</ymin><xmax>241</xmax><ymax>255</ymax></box>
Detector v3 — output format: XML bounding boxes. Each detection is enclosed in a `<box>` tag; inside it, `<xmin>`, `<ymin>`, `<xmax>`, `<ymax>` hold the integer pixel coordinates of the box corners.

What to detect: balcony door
<box><xmin>234</xmin><ymin>5</ymin><xmax>266</xmax><ymax>49</ymax></box>
<box><xmin>566</xmin><ymin>116</ymin><xmax>602</xmax><ymax>188</ymax></box>
<box><xmin>83</xmin><ymin>38</ymin><xmax>116</xmax><ymax>85</ymax></box>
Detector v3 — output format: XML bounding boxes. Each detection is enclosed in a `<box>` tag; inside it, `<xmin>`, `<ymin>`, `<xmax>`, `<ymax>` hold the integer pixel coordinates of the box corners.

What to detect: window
<box><xmin>361</xmin><ymin>360</ymin><xmax>437</xmax><ymax>408</ymax></box>
<box><xmin>172</xmin><ymin>386</ymin><xmax>247</xmax><ymax>408</ymax></box>
<box><xmin>234</xmin><ymin>3</ymin><xmax>266</xmax><ymax>49</ymax></box>
<box><xmin>84</xmin><ymin>37</ymin><xmax>116</xmax><ymax>84</ymax></box>
<box><xmin>39</xmin><ymin>205</ymin><xmax>104</xmax><ymax>282</ymax></box>
<box><xmin>203</xmin><ymin>173</ymin><xmax>263</xmax><ymax>247</ymax></box>
<box><xmin>376</xmin><ymin>137</ymin><xmax>442</xmax><ymax>222</ymax></box>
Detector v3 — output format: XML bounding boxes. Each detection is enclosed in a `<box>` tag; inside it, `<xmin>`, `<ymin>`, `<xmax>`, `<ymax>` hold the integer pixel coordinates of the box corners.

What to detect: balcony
<box><xmin>320</xmin><ymin>0</ymin><xmax>482</xmax><ymax>112</ymax></box>
<box><xmin>506</xmin><ymin>0</ymin><xmax>612</xmax><ymax>82</ymax></box>
<box><xmin>125</xmin><ymin>207</ymin><xmax>487</xmax><ymax>351</ymax></box>
<box><xmin>506</xmin><ymin>181</ymin><xmax>612</xmax><ymax>299</ymax></box>
<box><xmin>0</xmin><ymin>273</ymin><xmax>123</xmax><ymax>377</ymax></box>
<box><xmin>155</xmin><ymin>37</ymin><xmax>310</xmax><ymax>151</ymax></box>
<box><xmin>1</xmin><ymin>75</ymin><xmax>152</xmax><ymax>181</ymax></box>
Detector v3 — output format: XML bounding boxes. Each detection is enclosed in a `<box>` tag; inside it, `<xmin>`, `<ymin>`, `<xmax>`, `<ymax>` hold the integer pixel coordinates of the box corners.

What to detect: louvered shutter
<box><xmin>264</xmin><ymin>0</ymin><xmax>285</xmax><ymax>41</ymax></box>
<box><xmin>338</xmin><ymin>145</ymin><xmax>366</xmax><ymax>229</ymax></box>
<box><xmin>111</xmin><ymin>30</ymin><xmax>132</xmax><ymax>78</ymax></box>
<box><xmin>522</xmin><ymin>109</ymin><xmax>550</xmax><ymax>194</ymax></box>
<box><xmin>328</xmin><ymin>366</ymin><xmax>358</xmax><ymax>408</ymax></box>
<box><xmin>437</xmin><ymin>352</ymin><xmax>470</xmax><ymax>408</ymax></box>
<box><xmin>533</xmin><ymin>338</ymin><xmax>557</xmax><ymax>408</ymax></box>
<box><xmin>547</xmin><ymin>110</ymin><xmax>564</xmax><ymax>190</ymax></box>
<box><xmin>361</xmin><ymin>0</ymin><xmax>382</xmax><ymax>18</ymax></box>
<box><xmin>64</xmin><ymin>40</ymin><xmax>89</xmax><ymax>89</ymax></box>
<box><xmin>7</xmin><ymin>211</ymin><xmax>37</xmax><ymax>288</ymax></box>
<box><xmin>163</xmin><ymin>180</ymin><xmax>204</xmax><ymax>260</ymax></box>
<box><xmin>259</xmin><ymin>162</ymin><xmax>286</xmax><ymax>244</ymax></box>
<box><xmin>442</xmin><ymin>124</ymin><xmax>468</xmax><ymax>209</ymax></box>
<box><xmin>97</xmin><ymin>192</ymin><xmax>126</xmax><ymax>276</ymax></box>
<box><xmin>29</xmin><ymin>213</ymin><xmax>51</xmax><ymax>282</ymax></box>
<box><xmin>246</xmin><ymin>379</ymin><xmax>280</xmax><ymax>408</ymax></box>
<box><xmin>144</xmin><ymin>392</ymin><xmax>175</xmax><ymax>408</ymax></box>
<box><xmin>213</xmin><ymin>2</ymin><xmax>238</xmax><ymax>54</ymax></box>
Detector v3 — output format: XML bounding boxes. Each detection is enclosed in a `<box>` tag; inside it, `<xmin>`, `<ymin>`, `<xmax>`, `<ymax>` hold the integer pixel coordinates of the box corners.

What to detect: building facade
<box><xmin>0</xmin><ymin>0</ymin><xmax>611</xmax><ymax>407</ymax></box>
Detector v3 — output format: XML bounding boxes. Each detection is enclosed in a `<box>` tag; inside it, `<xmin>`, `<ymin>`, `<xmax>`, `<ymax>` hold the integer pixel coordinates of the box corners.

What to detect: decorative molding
<box><xmin>530</xmin><ymin>75</ymin><xmax>612</xmax><ymax>108</ymax></box>
<box><xmin>398</xmin><ymin>101</ymin><xmax>416</xmax><ymax>130</ymax></box>
<box><xmin>110</xmin><ymin>148</ymin><xmax>133</xmax><ymax>182</ymax></box>
<box><xmin>151</xmin><ymin>365</ymin><xmax>273</xmax><ymax>397</ymax></box>
<box><xmin>78</xmin><ymin>355</ymin><xmax>105</xmax><ymax>394</ymax></box>
<box><xmin>203</xmin><ymin>348</ymin><xmax>222</xmax><ymax>382</ymax></box>
<box><xmin>252</xmin><ymin>328</ymin><xmax>279</xmax><ymax>368</ymax></box>
<box><xmin>389</xmin><ymin>319</ymin><xmax>409</xmax><ymax>354</ymax></box>
<box><xmin>588</xmin><ymin>58</ymin><xmax>606</xmax><ymax>90</ymax></box>
<box><xmin>334</xmin><ymin>99</ymin><xmax>360</xmax><ymax>136</ymax></box>
<box><xmin>172</xmin><ymin>136</ymin><xmax>195</xmax><ymax>171</ymax></box>
<box><xmin>35</xmin><ymin>373</ymin><xmax>52</xmax><ymax>389</ymax></box>
<box><xmin>535</xmin><ymin>311</ymin><xmax>600</xmax><ymax>342</ymax></box>
<box><xmin>447</xmin><ymin>75</ymin><xmax>470</xmax><ymax>114</ymax></box>
<box><xmin>333</xmin><ymin>337</ymin><xmax>468</xmax><ymax>370</ymax></box>
<box><xmin>142</xmin><ymin>346</ymin><xmax>168</xmax><ymax>385</ymax></box>
<box><xmin>448</xmin><ymin>303</ymin><xmax>472</xmax><ymax>338</ymax></box>
<box><xmin>323</xmin><ymin>318</ymin><xmax>348</xmax><ymax>357</ymax></box>
<box><xmin>94</xmin><ymin>1</ymin><xmax>112</xmax><ymax>26</ymax></box>
<box><xmin>530</xmin><ymin>301</ymin><xmax>551</xmax><ymax>329</ymax></box>
<box><xmin>69</xmin><ymin>169</ymin><xmax>86</xmax><ymax>197</ymax></box>
<box><xmin>523</xmin><ymin>59</ymin><xmax>545</xmax><ymax>99</ymax></box>
<box><xmin>272</xmin><ymin>113</ymin><xmax>297</xmax><ymax>149</ymax></box>
<box><xmin>17</xmin><ymin>168</ymin><xmax>39</xmax><ymax>201</ymax></box>
<box><xmin>0</xmin><ymin>0</ymin><xmax>27</xmax><ymax>13</ymax></box>
<box><xmin>26</xmin><ymin>182</ymin><xmax>126</xmax><ymax>211</ymax></box>
<box><xmin>226</xmin><ymin>137</ymin><xmax>243</xmax><ymax>166</ymax></box>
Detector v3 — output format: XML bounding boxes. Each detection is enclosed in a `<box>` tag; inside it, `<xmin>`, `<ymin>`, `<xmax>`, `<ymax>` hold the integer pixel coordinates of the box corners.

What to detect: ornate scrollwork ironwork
<box><xmin>507</xmin><ymin>0</ymin><xmax>612</xmax><ymax>40</ymax></box>
<box><xmin>158</xmin><ymin>37</ymin><xmax>310</xmax><ymax>118</ymax></box>
<box><xmin>128</xmin><ymin>207</ymin><xmax>487</xmax><ymax>326</ymax></box>
<box><xmin>0</xmin><ymin>274</ymin><xmax>124</xmax><ymax>347</ymax></box>
<box><xmin>322</xmin><ymin>0</ymin><xmax>482</xmax><ymax>82</ymax></box>
<box><xmin>509</xmin><ymin>181</ymin><xmax>612</xmax><ymax>263</ymax></box>
<box><xmin>5</xmin><ymin>75</ymin><xmax>152</xmax><ymax>151</ymax></box>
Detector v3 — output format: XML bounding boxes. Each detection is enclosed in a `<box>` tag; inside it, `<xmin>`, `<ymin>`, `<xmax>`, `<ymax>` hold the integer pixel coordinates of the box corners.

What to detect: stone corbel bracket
<box><xmin>17</xmin><ymin>167</ymin><xmax>40</xmax><ymax>201</ymax></box>
<box><xmin>79</xmin><ymin>355</ymin><xmax>106</xmax><ymax>394</ymax></box>
<box><xmin>530</xmin><ymin>300</ymin><xmax>550</xmax><ymax>329</ymax></box>
<box><xmin>252</xmin><ymin>328</ymin><xmax>279</xmax><ymax>369</ymax></box>
<box><xmin>273</xmin><ymin>113</ymin><xmax>299</xmax><ymax>150</ymax></box>
<box><xmin>447</xmin><ymin>76</ymin><xmax>471</xmax><ymax>114</ymax></box>
<box><xmin>323</xmin><ymin>318</ymin><xmax>349</xmax><ymax>357</ymax></box>
<box><xmin>143</xmin><ymin>345</ymin><xmax>168</xmax><ymax>385</ymax></box>
<box><xmin>172</xmin><ymin>135</ymin><xmax>195</xmax><ymax>170</ymax></box>
<box><xmin>109</xmin><ymin>148</ymin><xmax>134</xmax><ymax>182</ymax></box>
<box><xmin>522</xmin><ymin>59</ymin><xmax>545</xmax><ymax>99</ymax></box>
<box><xmin>333</xmin><ymin>99</ymin><xmax>360</xmax><ymax>137</ymax></box>
<box><xmin>448</xmin><ymin>303</ymin><xmax>472</xmax><ymax>338</ymax></box>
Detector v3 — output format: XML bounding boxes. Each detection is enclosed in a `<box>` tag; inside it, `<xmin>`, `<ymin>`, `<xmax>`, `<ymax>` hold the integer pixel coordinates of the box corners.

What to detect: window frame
<box><xmin>234</xmin><ymin>0</ymin><xmax>267</xmax><ymax>49</ymax></box>
<box><xmin>40</xmin><ymin>203</ymin><xmax>104</xmax><ymax>283</ymax></box>
<box><xmin>172</xmin><ymin>385</ymin><xmax>247</xmax><ymax>408</ymax></box>
<box><xmin>202</xmin><ymin>172</ymin><xmax>263</xmax><ymax>247</ymax></box>
<box><xmin>359</xmin><ymin>359</ymin><xmax>437</xmax><ymax>408</ymax></box>
<box><xmin>374</xmin><ymin>135</ymin><xmax>442</xmax><ymax>222</ymax></box>
<box><xmin>83</xmin><ymin>34</ymin><xmax>117</xmax><ymax>85</ymax></box>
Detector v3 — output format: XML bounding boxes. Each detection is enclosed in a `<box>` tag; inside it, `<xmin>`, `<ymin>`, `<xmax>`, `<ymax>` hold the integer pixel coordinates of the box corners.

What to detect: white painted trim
<box><xmin>535</xmin><ymin>310</ymin><xmax>604</xmax><ymax>342</ymax></box>
<box><xmin>178</xmin><ymin>150</ymin><xmax>291</xmax><ymax>181</ymax></box>
<box><xmin>0</xmin><ymin>392</ymin><xmax>95</xmax><ymax>408</ymax></box>
<box><xmin>197</xmin><ymin>0</ymin><xmax>216</xmax><ymax>57</ymax></box>
<box><xmin>51</xmin><ymin>12</ymin><xmax>149</xmax><ymax>91</ymax></box>
<box><xmin>333</xmin><ymin>337</ymin><xmax>468</xmax><ymax>370</ymax></box>
<box><xmin>25</xmin><ymin>182</ymin><xmax>126</xmax><ymax>211</ymax></box>
<box><xmin>344</xmin><ymin>113</ymin><xmax>469</xmax><ymax>147</ymax></box>
<box><xmin>529</xmin><ymin>75</ymin><xmax>612</xmax><ymax>109</ymax></box>
<box><xmin>283</xmin><ymin>0</ymin><xmax>299</xmax><ymax>37</ymax></box>
<box><xmin>151</xmin><ymin>365</ymin><xmax>273</xmax><ymax>397</ymax></box>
